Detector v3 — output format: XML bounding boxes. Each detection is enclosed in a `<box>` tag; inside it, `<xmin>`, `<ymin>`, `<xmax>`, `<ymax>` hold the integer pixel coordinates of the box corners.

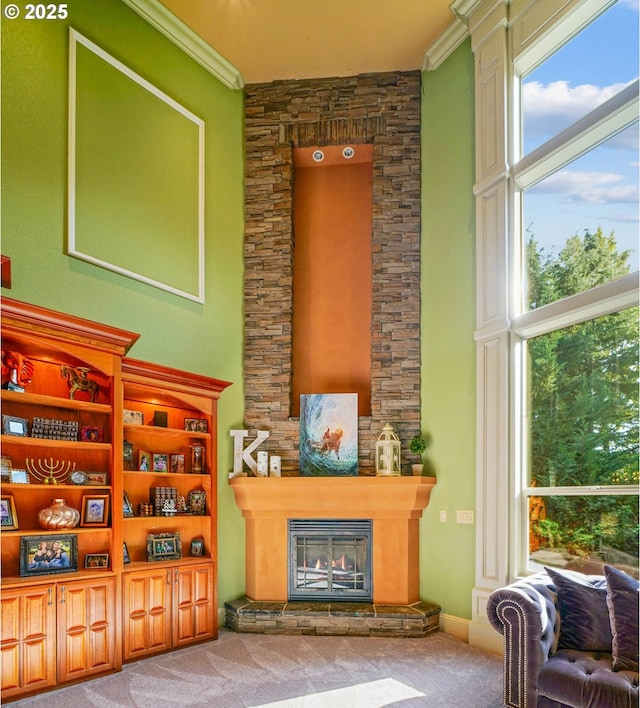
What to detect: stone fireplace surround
<box><xmin>243</xmin><ymin>71</ymin><xmax>422</xmax><ymax>472</ymax></box>
<box><xmin>232</xmin><ymin>72</ymin><xmax>430</xmax><ymax>636</ymax></box>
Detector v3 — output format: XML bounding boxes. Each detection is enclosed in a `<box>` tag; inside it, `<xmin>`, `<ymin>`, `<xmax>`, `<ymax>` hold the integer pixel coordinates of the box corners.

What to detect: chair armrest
<box><xmin>487</xmin><ymin>573</ymin><xmax>559</xmax><ymax>708</ymax></box>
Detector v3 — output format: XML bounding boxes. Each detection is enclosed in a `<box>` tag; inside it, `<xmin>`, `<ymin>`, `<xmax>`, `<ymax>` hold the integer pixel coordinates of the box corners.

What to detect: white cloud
<box><xmin>611</xmin><ymin>213</ymin><xmax>640</xmax><ymax>224</ymax></box>
<box><xmin>522</xmin><ymin>80</ymin><xmax>633</xmax><ymax>136</ymax></box>
<box><xmin>531</xmin><ymin>170</ymin><xmax>639</xmax><ymax>205</ymax></box>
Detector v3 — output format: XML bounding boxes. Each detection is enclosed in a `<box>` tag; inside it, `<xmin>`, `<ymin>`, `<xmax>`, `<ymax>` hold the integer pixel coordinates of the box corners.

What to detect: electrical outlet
<box><xmin>439</xmin><ymin>510</ymin><xmax>447</xmax><ymax>522</ymax></box>
<box><xmin>456</xmin><ymin>510</ymin><xmax>474</xmax><ymax>524</ymax></box>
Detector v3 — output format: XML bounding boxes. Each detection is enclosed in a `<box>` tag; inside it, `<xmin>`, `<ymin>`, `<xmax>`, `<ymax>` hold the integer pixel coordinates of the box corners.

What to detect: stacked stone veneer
<box><xmin>225</xmin><ymin>598</ymin><xmax>440</xmax><ymax>638</ymax></box>
<box><xmin>244</xmin><ymin>71</ymin><xmax>421</xmax><ymax>473</ymax></box>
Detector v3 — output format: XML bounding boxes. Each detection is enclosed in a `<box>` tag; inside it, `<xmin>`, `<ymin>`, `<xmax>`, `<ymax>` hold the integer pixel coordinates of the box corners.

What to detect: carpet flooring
<box><xmin>8</xmin><ymin>630</ymin><xmax>504</xmax><ymax>707</ymax></box>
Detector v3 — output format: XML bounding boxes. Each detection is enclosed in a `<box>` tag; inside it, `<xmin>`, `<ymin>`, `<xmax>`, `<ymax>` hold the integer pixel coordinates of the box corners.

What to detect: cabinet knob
<box><xmin>48</xmin><ymin>587</ymin><xmax>53</xmax><ymax>606</ymax></box>
<box><xmin>166</xmin><ymin>570</ymin><xmax>171</xmax><ymax>585</ymax></box>
<box><xmin>174</xmin><ymin>568</ymin><xmax>179</xmax><ymax>584</ymax></box>
<box><xmin>60</xmin><ymin>586</ymin><xmax>66</xmax><ymax>604</ymax></box>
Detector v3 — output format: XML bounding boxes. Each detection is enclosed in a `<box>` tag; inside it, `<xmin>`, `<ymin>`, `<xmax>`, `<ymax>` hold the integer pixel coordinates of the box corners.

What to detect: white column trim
<box><xmin>459</xmin><ymin>0</ymin><xmax>626</xmax><ymax>650</ymax></box>
<box><xmin>465</xmin><ymin>0</ymin><xmax>512</xmax><ymax>648</ymax></box>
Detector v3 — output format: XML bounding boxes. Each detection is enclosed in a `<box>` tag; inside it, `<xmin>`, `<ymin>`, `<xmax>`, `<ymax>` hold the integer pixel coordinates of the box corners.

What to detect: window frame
<box><xmin>509</xmin><ymin>2</ymin><xmax>639</xmax><ymax>576</ymax></box>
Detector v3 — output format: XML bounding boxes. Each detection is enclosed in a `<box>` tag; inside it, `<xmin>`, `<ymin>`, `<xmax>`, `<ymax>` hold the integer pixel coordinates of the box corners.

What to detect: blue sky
<box><xmin>522</xmin><ymin>0</ymin><xmax>639</xmax><ymax>273</ymax></box>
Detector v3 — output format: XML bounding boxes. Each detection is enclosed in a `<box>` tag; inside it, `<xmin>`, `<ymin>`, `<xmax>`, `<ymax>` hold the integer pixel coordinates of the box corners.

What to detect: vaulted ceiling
<box><xmin>158</xmin><ymin>0</ymin><xmax>457</xmax><ymax>84</ymax></box>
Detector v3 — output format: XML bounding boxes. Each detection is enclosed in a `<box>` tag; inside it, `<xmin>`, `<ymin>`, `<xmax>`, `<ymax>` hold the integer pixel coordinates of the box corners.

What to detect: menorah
<box><xmin>26</xmin><ymin>457</ymin><xmax>76</xmax><ymax>484</ymax></box>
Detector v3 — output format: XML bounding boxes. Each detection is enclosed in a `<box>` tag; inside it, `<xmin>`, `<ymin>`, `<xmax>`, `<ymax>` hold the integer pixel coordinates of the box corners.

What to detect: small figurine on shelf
<box><xmin>161</xmin><ymin>499</ymin><xmax>177</xmax><ymax>517</ymax></box>
<box><xmin>1</xmin><ymin>350</ymin><xmax>34</xmax><ymax>393</ymax></box>
<box><xmin>60</xmin><ymin>365</ymin><xmax>99</xmax><ymax>402</ymax></box>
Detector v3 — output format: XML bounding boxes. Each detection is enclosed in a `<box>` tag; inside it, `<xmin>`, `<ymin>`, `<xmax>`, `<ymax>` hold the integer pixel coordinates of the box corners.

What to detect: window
<box><xmin>512</xmin><ymin>1</ymin><xmax>639</xmax><ymax>573</ymax></box>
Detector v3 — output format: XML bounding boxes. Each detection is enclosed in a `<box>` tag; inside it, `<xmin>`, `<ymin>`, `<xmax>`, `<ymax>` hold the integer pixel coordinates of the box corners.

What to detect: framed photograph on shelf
<box><xmin>190</xmin><ymin>536</ymin><xmax>204</xmax><ymax>557</ymax></box>
<box><xmin>0</xmin><ymin>494</ymin><xmax>19</xmax><ymax>530</ymax></box>
<box><xmin>2</xmin><ymin>415</ymin><xmax>28</xmax><ymax>437</ymax></box>
<box><xmin>1</xmin><ymin>455</ymin><xmax>12</xmax><ymax>482</ymax></box>
<box><xmin>85</xmin><ymin>472</ymin><xmax>108</xmax><ymax>486</ymax></box>
<box><xmin>9</xmin><ymin>469</ymin><xmax>29</xmax><ymax>484</ymax></box>
<box><xmin>123</xmin><ymin>409</ymin><xmax>144</xmax><ymax>425</ymax></box>
<box><xmin>187</xmin><ymin>489</ymin><xmax>206</xmax><ymax>515</ymax></box>
<box><xmin>147</xmin><ymin>532</ymin><xmax>182</xmax><ymax>562</ymax></box>
<box><xmin>84</xmin><ymin>553</ymin><xmax>109</xmax><ymax>569</ymax></box>
<box><xmin>19</xmin><ymin>534</ymin><xmax>78</xmax><ymax>577</ymax></box>
<box><xmin>184</xmin><ymin>418</ymin><xmax>208</xmax><ymax>433</ymax></box>
<box><xmin>170</xmin><ymin>454</ymin><xmax>185</xmax><ymax>474</ymax></box>
<box><xmin>81</xmin><ymin>494</ymin><xmax>110</xmax><ymax>527</ymax></box>
<box><xmin>138</xmin><ymin>450</ymin><xmax>151</xmax><ymax>471</ymax></box>
<box><xmin>123</xmin><ymin>542</ymin><xmax>131</xmax><ymax>564</ymax></box>
<box><xmin>81</xmin><ymin>425</ymin><xmax>104</xmax><ymax>442</ymax></box>
<box><xmin>152</xmin><ymin>453</ymin><xmax>168</xmax><ymax>473</ymax></box>
<box><xmin>123</xmin><ymin>492</ymin><xmax>135</xmax><ymax>518</ymax></box>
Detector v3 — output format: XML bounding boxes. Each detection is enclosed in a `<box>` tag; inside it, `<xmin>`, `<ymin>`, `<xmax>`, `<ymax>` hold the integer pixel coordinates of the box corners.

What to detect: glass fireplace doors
<box><xmin>288</xmin><ymin>519</ymin><xmax>372</xmax><ymax>602</ymax></box>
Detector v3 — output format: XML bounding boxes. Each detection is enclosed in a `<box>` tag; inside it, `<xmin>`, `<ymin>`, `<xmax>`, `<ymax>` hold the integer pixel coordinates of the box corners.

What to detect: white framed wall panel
<box><xmin>511</xmin><ymin>0</ymin><xmax>576</xmax><ymax>53</ymax></box>
<box><xmin>511</xmin><ymin>0</ymin><xmax>617</xmax><ymax>73</ymax></box>
<box><xmin>68</xmin><ymin>28</ymin><xmax>205</xmax><ymax>303</ymax></box>
<box><xmin>476</xmin><ymin>42</ymin><xmax>501</xmax><ymax>177</ymax></box>
<box><xmin>476</xmin><ymin>183</ymin><xmax>508</xmax><ymax>328</ymax></box>
<box><xmin>475</xmin><ymin>332</ymin><xmax>509</xmax><ymax>586</ymax></box>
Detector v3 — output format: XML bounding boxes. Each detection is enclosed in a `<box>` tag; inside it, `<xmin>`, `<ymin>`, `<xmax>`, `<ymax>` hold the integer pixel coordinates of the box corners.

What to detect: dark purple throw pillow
<box><xmin>604</xmin><ymin>565</ymin><xmax>639</xmax><ymax>672</ymax></box>
<box><xmin>545</xmin><ymin>566</ymin><xmax>612</xmax><ymax>652</ymax></box>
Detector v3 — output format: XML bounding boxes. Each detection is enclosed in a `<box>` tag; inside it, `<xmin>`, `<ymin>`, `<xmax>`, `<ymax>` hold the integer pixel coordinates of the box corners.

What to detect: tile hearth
<box><xmin>225</xmin><ymin>597</ymin><xmax>441</xmax><ymax>638</ymax></box>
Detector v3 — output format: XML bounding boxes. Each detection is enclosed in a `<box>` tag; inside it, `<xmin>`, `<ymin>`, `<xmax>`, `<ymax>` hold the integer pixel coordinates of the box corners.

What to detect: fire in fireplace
<box><xmin>288</xmin><ymin>519</ymin><xmax>372</xmax><ymax>601</ymax></box>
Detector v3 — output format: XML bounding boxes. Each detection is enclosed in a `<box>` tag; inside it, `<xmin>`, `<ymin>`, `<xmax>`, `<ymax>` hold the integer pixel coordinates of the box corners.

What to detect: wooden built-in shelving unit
<box><xmin>0</xmin><ymin>298</ymin><xmax>230</xmax><ymax>701</ymax></box>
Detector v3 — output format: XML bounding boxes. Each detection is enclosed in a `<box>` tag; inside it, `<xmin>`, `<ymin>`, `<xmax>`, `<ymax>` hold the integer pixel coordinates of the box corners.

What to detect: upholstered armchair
<box><xmin>487</xmin><ymin>567</ymin><xmax>639</xmax><ymax>708</ymax></box>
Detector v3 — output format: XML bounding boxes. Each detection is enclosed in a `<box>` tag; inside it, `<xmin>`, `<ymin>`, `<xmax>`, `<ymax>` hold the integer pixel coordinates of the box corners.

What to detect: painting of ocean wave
<box><xmin>299</xmin><ymin>393</ymin><xmax>358</xmax><ymax>476</ymax></box>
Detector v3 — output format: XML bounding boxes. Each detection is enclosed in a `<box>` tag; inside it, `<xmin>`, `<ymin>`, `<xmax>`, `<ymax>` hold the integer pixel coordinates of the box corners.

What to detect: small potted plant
<box><xmin>409</xmin><ymin>435</ymin><xmax>427</xmax><ymax>476</ymax></box>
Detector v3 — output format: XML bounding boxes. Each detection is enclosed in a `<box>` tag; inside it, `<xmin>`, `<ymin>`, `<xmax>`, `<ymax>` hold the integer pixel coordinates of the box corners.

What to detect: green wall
<box><xmin>420</xmin><ymin>40</ymin><xmax>477</xmax><ymax>620</ymax></box>
<box><xmin>1</xmin><ymin>0</ymin><xmax>247</xmax><ymax>605</ymax></box>
<box><xmin>3</xmin><ymin>0</ymin><xmax>477</xmax><ymax>620</ymax></box>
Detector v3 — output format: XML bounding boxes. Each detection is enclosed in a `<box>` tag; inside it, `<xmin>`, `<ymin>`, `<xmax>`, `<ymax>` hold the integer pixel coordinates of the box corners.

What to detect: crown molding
<box><xmin>422</xmin><ymin>16</ymin><xmax>469</xmax><ymax>71</ymax></box>
<box><xmin>450</xmin><ymin>0</ymin><xmax>487</xmax><ymax>21</ymax></box>
<box><xmin>121</xmin><ymin>0</ymin><xmax>244</xmax><ymax>90</ymax></box>
<box><xmin>423</xmin><ymin>0</ymin><xmax>510</xmax><ymax>71</ymax></box>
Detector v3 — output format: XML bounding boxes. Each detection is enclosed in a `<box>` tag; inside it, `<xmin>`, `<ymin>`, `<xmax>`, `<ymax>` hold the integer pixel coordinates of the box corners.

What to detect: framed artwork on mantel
<box><xmin>67</xmin><ymin>29</ymin><xmax>205</xmax><ymax>303</ymax></box>
<box><xmin>299</xmin><ymin>393</ymin><xmax>358</xmax><ymax>477</ymax></box>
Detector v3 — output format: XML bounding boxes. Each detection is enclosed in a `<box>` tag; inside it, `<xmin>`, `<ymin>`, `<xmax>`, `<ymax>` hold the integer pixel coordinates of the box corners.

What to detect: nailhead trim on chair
<box><xmin>495</xmin><ymin>598</ymin><xmax>529</xmax><ymax>707</ymax></box>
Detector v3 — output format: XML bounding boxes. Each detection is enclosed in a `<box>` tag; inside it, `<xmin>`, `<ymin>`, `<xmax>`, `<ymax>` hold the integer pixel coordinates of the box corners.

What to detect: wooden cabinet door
<box><xmin>123</xmin><ymin>568</ymin><xmax>172</xmax><ymax>661</ymax></box>
<box><xmin>57</xmin><ymin>577</ymin><xmax>117</xmax><ymax>684</ymax></box>
<box><xmin>1</xmin><ymin>584</ymin><xmax>56</xmax><ymax>699</ymax></box>
<box><xmin>173</xmin><ymin>562</ymin><xmax>214</xmax><ymax>648</ymax></box>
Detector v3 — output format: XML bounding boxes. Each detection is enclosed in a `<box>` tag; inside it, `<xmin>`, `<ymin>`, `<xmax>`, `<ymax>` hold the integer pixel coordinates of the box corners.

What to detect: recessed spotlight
<box><xmin>343</xmin><ymin>147</ymin><xmax>355</xmax><ymax>159</ymax></box>
<box><xmin>312</xmin><ymin>150</ymin><xmax>324</xmax><ymax>162</ymax></box>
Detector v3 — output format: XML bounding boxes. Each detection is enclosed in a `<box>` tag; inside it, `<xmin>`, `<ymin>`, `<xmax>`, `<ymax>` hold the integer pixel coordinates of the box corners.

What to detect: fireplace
<box><xmin>227</xmin><ymin>477</ymin><xmax>440</xmax><ymax>636</ymax></box>
<box><xmin>229</xmin><ymin>476</ymin><xmax>436</xmax><ymax>605</ymax></box>
<box><xmin>288</xmin><ymin>519</ymin><xmax>372</xmax><ymax>601</ymax></box>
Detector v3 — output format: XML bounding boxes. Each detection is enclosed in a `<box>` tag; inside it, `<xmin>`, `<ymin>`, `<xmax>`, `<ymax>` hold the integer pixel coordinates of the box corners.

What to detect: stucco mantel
<box><xmin>229</xmin><ymin>475</ymin><xmax>436</xmax><ymax>605</ymax></box>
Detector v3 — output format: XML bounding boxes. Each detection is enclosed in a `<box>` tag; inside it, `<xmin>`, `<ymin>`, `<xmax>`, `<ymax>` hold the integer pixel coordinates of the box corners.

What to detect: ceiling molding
<box><xmin>121</xmin><ymin>0</ymin><xmax>244</xmax><ymax>90</ymax></box>
<box><xmin>450</xmin><ymin>0</ymin><xmax>487</xmax><ymax>21</ymax></box>
<box><xmin>422</xmin><ymin>16</ymin><xmax>469</xmax><ymax>71</ymax></box>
